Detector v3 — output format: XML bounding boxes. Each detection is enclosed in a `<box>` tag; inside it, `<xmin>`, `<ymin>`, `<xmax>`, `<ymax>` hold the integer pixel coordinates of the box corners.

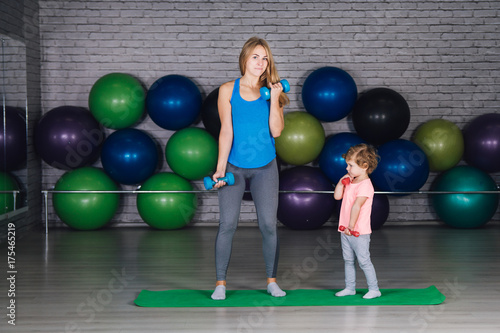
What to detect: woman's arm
<box><xmin>268</xmin><ymin>82</ymin><xmax>284</xmax><ymax>137</ymax></box>
<box><xmin>213</xmin><ymin>81</ymin><xmax>234</xmax><ymax>184</ymax></box>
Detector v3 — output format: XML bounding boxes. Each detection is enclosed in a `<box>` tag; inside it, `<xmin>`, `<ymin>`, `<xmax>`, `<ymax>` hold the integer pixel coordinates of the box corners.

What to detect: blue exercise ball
<box><xmin>319</xmin><ymin>132</ymin><xmax>366</xmax><ymax>183</ymax></box>
<box><xmin>146</xmin><ymin>75</ymin><xmax>202</xmax><ymax>130</ymax></box>
<box><xmin>371</xmin><ymin>139</ymin><xmax>429</xmax><ymax>193</ymax></box>
<box><xmin>302</xmin><ymin>67</ymin><xmax>358</xmax><ymax>122</ymax></box>
<box><xmin>101</xmin><ymin>128</ymin><xmax>159</xmax><ymax>185</ymax></box>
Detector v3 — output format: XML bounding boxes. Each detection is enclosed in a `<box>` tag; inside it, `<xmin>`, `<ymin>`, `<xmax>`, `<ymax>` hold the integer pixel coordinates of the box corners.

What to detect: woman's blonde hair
<box><xmin>342</xmin><ymin>144</ymin><xmax>380</xmax><ymax>175</ymax></box>
<box><xmin>238</xmin><ymin>37</ymin><xmax>290</xmax><ymax>107</ymax></box>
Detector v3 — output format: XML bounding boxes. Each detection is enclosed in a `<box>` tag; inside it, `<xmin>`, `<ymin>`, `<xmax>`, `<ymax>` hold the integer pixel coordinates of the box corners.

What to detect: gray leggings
<box><xmin>215</xmin><ymin>159</ymin><xmax>280</xmax><ymax>281</ymax></box>
<box><xmin>341</xmin><ymin>233</ymin><xmax>379</xmax><ymax>291</ymax></box>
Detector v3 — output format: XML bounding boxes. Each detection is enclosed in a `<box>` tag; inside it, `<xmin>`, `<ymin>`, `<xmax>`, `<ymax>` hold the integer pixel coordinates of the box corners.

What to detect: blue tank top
<box><xmin>228</xmin><ymin>78</ymin><xmax>276</xmax><ymax>168</ymax></box>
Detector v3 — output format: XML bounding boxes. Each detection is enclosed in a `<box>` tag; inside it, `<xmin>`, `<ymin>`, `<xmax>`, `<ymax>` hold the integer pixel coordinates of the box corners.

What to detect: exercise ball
<box><xmin>88</xmin><ymin>73</ymin><xmax>145</xmax><ymax>129</ymax></box>
<box><xmin>0</xmin><ymin>106</ymin><xmax>26</xmax><ymax>171</ymax></box>
<box><xmin>137</xmin><ymin>172</ymin><xmax>198</xmax><ymax>230</ymax></box>
<box><xmin>352</xmin><ymin>88</ymin><xmax>410</xmax><ymax>145</ymax></box>
<box><xmin>34</xmin><ymin>106</ymin><xmax>104</xmax><ymax>170</ymax></box>
<box><xmin>165</xmin><ymin>127</ymin><xmax>218</xmax><ymax>180</ymax></box>
<box><xmin>101</xmin><ymin>128</ymin><xmax>159</xmax><ymax>185</ymax></box>
<box><xmin>334</xmin><ymin>193</ymin><xmax>390</xmax><ymax>230</ymax></box>
<box><xmin>242</xmin><ymin>178</ymin><xmax>253</xmax><ymax>201</ymax></box>
<box><xmin>302</xmin><ymin>67</ymin><xmax>358</xmax><ymax>122</ymax></box>
<box><xmin>463</xmin><ymin>113</ymin><xmax>500</xmax><ymax>173</ymax></box>
<box><xmin>278</xmin><ymin>166</ymin><xmax>335</xmax><ymax>230</ymax></box>
<box><xmin>319</xmin><ymin>132</ymin><xmax>366</xmax><ymax>183</ymax></box>
<box><xmin>53</xmin><ymin>167</ymin><xmax>120</xmax><ymax>230</ymax></box>
<box><xmin>146</xmin><ymin>75</ymin><xmax>202</xmax><ymax>130</ymax></box>
<box><xmin>371</xmin><ymin>139</ymin><xmax>429</xmax><ymax>193</ymax></box>
<box><xmin>0</xmin><ymin>171</ymin><xmax>19</xmax><ymax>214</ymax></box>
<box><xmin>201</xmin><ymin>88</ymin><xmax>221</xmax><ymax>139</ymax></box>
<box><xmin>371</xmin><ymin>194</ymin><xmax>390</xmax><ymax>230</ymax></box>
<box><xmin>275</xmin><ymin>111</ymin><xmax>325</xmax><ymax>165</ymax></box>
<box><xmin>413</xmin><ymin>119</ymin><xmax>464</xmax><ymax>172</ymax></box>
<box><xmin>431</xmin><ymin>165</ymin><xmax>499</xmax><ymax>228</ymax></box>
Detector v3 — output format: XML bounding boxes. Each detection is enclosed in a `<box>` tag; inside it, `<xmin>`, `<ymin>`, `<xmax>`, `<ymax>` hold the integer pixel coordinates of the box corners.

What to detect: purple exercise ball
<box><xmin>370</xmin><ymin>194</ymin><xmax>390</xmax><ymax>230</ymax></box>
<box><xmin>35</xmin><ymin>106</ymin><xmax>105</xmax><ymax>170</ymax></box>
<box><xmin>463</xmin><ymin>113</ymin><xmax>500</xmax><ymax>173</ymax></box>
<box><xmin>278</xmin><ymin>166</ymin><xmax>335</xmax><ymax>230</ymax></box>
<box><xmin>0</xmin><ymin>106</ymin><xmax>27</xmax><ymax>171</ymax></box>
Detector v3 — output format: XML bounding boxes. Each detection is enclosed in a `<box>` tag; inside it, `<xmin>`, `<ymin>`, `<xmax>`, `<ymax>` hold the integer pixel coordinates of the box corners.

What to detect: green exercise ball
<box><xmin>137</xmin><ymin>172</ymin><xmax>197</xmax><ymax>230</ymax></box>
<box><xmin>431</xmin><ymin>165</ymin><xmax>499</xmax><ymax>228</ymax></box>
<box><xmin>0</xmin><ymin>171</ymin><xmax>19</xmax><ymax>214</ymax></box>
<box><xmin>88</xmin><ymin>73</ymin><xmax>145</xmax><ymax>129</ymax></box>
<box><xmin>413</xmin><ymin>119</ymin><xmax>464</xmax><ymax>171</ymax></box>
<box><xmin>53</xmin><ymin>167</ymin><xmax>120</xmax><ymax>230</ymax></box>
<box><xmin>165</xmin><ymin>127</ymin><xmax>218</xmax><ymax>180</ymax></box>
<box><xmin>275</xmin><ymin>111</ymin><xmax>325</xmax><ymax>165</ymax></box>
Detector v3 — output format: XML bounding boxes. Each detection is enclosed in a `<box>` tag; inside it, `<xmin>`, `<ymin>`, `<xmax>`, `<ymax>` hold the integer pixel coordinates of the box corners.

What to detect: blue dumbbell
<box><xmin>260</xmin><ymin>79</ymin><xmax>290</xmax><ymax>100</ymax></box>
<box><xmin>204</xmin><ymin>172</ymin><xmax>235</xmax><ymax>190</ymax></box>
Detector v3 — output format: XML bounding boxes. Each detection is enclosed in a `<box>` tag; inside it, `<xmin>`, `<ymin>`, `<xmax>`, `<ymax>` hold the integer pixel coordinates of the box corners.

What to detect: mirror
<box><xmin>1</xmin><ymin>35</ymin><xmax>28</xmax><ymax>217</ymax></box>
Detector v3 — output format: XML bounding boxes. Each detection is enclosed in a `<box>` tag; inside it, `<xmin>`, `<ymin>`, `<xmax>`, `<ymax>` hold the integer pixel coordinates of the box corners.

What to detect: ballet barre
<box><xmin>1</xmin><ymin>190</ymin><xmax>21</xmax><ymax>211</ymax></box>
<box><xmin>41</xmin><ymin>189</ymin><xmax>500</xmax><ymax>234</ymax></box>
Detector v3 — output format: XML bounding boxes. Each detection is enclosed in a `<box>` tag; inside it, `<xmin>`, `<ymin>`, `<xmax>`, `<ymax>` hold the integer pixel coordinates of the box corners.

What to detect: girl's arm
<box><xmin>268</xmin><ymin>82</ymin><xmax>284</xmax><ymax>137</ymax></box>
<box><xmin>213</xmin><ymin>82</ymin><xmax>234</xmax><ymax>185</ymax></box>
<box><xmin>334</xmin><ymin>175</ymin><xmax>350</xmax><ymax>200</ymax></box>
<box><xmin>348</xmin><ymin>196</ymin><xmax>368</xmax><ymax>231</ymax></box>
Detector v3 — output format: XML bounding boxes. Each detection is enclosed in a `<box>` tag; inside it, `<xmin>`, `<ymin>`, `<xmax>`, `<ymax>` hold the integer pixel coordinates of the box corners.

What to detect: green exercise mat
<box><xmin>134</xmin><ymin>286</ymin><xmax>445</xmax><ymax>307</ymax></box>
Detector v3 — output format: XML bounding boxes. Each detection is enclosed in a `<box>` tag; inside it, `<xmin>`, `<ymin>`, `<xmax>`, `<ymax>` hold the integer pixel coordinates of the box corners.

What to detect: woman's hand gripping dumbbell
<box><xmin>260</xmin><ymin>79</ymin><xmax>290</xmax><ymax>100</ymax></box>
<box><xmin>204</xmin><ymin>172</ymin><xmax>235</xmax><ymax>190</ymax></box>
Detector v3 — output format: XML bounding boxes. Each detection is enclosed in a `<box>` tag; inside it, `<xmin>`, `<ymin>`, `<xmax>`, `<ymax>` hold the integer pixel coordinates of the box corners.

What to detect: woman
<box><xmin>211</xmin><ymin>37</ymin><xmax>289</xmax><ymax>300</ymax></box>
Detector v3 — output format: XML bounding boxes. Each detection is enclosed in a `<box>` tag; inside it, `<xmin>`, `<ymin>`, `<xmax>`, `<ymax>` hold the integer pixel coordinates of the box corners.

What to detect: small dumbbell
<box><xmin>204</xmin><ymin>172</ymin><xmax>235</xmax><ymax>190</ymax></box>
<box><xmin>260</xmin><ymin>79</ymin><xmax>290</xmax><ymax>100</ymax></box>
<box><xmin>339</xmin><ymin>225</ymin><xmax>360</xmax><ymax>237</ymax></box>
<box><xmin>342</xmin><ymin>177</ymin><xmax>351</xmax><ymax>186</ymax></box>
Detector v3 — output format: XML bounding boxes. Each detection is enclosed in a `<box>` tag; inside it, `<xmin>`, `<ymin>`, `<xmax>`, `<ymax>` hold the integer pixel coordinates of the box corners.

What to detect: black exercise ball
<box><xmin>201</xmin><ymin>88</ymin><xmax>221</xmax><ymax>139</ymax></box>
<box><xmin>352</xmin><ymin>88</ymin><xmax>410</xmax><ymax>145</ymax></box>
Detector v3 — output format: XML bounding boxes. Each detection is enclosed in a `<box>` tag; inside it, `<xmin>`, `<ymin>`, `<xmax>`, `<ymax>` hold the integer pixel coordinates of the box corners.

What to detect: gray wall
<box><xmin>38</xmin><ymin>0</ymin><xmax>499</xmax><ymax>227</ymax></box>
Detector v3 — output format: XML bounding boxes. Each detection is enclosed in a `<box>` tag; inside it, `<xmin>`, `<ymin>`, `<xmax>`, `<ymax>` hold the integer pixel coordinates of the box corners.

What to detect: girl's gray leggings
<box><xmin>215</xmin><ymin>159</ymin><xmax>280</xmax><ymax>281</ymax></box>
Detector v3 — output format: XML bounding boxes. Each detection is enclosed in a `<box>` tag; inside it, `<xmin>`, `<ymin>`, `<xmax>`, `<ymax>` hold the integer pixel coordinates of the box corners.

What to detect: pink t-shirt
<box><xmin>338</xmin><ymin>178</ymin><xmax>374</xmax><ymax>235</ymax></box>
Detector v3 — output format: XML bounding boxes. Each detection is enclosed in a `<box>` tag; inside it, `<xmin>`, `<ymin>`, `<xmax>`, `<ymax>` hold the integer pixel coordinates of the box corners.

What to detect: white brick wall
<box><xmin>38</xmin><ymin>0</ymin><xmax>500</xmax><ymax>228</ymax></box>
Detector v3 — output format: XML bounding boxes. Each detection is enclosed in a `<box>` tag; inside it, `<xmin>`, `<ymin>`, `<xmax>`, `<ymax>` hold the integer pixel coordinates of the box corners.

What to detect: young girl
<box><xmin>210</xmin><ymin>37</ymin><xmax>289</xmax><ymax>300</ymax></box>
<box><xmin>333</xmin><ymin>144</ymin><xmax>381</xmax><ymax>299</ymax></box>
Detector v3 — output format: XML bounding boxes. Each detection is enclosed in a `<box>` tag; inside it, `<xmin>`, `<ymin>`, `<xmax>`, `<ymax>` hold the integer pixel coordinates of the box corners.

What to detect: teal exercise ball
<box><xmin>165</xmin><ymin>127</ymin><xmax>218</xmax><ymax>180</ymax></box>
<box><xmin>431</xmin><ymin>165</ymin><xmax>499</xmax><ymax>228</ymax></box>
<box><xmin>53</xmin><ymin>167</ymin><xmax>120</xmax><ymax>230</ymax></box>
<box><xmin>413</xmin><ymin>119</ymin><xmax>464</xmax><ymax>172</ymax></box>
<box><xmin>88</xmin><ymin>73</ymin><xmax>145</xmax><ymax>129</ymax></box>
<box><xmin>137</xmin><ymin>173</ymin><xmax>197</xmax><ymax>230</ymax></box>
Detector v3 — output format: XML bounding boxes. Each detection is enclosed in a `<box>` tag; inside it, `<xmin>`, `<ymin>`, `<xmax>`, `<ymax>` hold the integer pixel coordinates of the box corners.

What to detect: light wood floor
<box><xmin>2</xmin><ymin>223</ymin><xmax>500</xmax><ymax>332</ymax></box>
